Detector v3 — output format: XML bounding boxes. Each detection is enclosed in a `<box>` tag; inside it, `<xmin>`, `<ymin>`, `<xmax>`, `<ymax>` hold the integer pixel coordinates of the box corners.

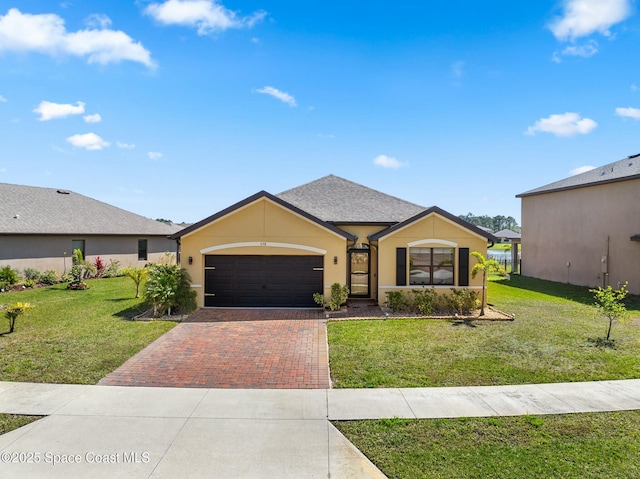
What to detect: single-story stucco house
<box><xmin>517</xmin><ymin>153</ymin><xmax>640</xmax><ymax>295</ymax></box>
<box><xmin>494</xmin><ymin>229</ymin><xmax>521</xmax><ymax>243</ymax></box>
<box><xmin>172</xmin><ymin>175</ymin><xmax>498</xmax><ymax>308</ymax></box>
<box><xmin>0</xmin><ymin>183</ymin><xmax>180</xmax><ymax>275</ymax></box>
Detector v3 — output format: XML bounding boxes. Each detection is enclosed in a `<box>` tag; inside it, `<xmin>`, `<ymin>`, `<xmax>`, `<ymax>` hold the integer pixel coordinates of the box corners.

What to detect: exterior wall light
<box><xmin>188</xmin><ymin>256</ymin><xmax>193</xmax><ymax>265</ymax></box>
<box><xmin>333</xmin><ymin>256</ymin><xmax>338</xmax><ymax>265</ymax></box>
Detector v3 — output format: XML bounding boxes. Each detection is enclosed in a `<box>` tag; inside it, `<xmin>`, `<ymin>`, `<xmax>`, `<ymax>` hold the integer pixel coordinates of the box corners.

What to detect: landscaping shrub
<box><xmin>0</xmin><ymin>266</ymin><xmax>20</xmax><ymax>286</ymax></box>
<box><xmin>23</xmin><ymin>279</ymin><xmax>36</xmax><ymax>289</ymax></box>
<box><xmin>412</xmin><ymin>287</ymin><xmax>438</xmax><ymax>315</ymax></box>
<box><xmin>385</xmin><ymin>291</ymin><xmax>407</xmax><ymax>312</ymax></box>
<box><xmin>0</xmin><ymin>281</ymin><xmax>10</xmax><ymax>293</ymax></box>
<box><xmin>23</xmin><ymin>268</ymin><xmax>41</xmax><ymax>282</ymax></box>
<box><xmin>313</xmin><ymin>283</ymin><xmax>349</xmax><ymax>311</ymax></box>
<box><xmin>448</xmin><ymin>288</ymin><xmax>479</xmax><ymax>315</ymax></box>
<box><xmin>145</xmin><ymin>264</ymin><xmax>196</xmax><ymax>316</ymax></box>
<box><xmin>66</xmin><ymin>265</ymin><xmax>89</xmax><ymax>290</ymax></box>
<box><xmin>102</xmin><ymin>259</ymin><xmax>122</xmax><ymax>278</ymax></box>
<box><xmin>329</xmin><ymin>283</ymin><xmax>349</xmax><ymax>311</ymax></box>
<box><xmin>94</xmin><ymin>257</ymin><xmax>105</xmax><ymax>278</ymax></box>
<box><xmin>39</xmin><ymin>270</ymin><xmax>58</xmax><ymax>285</ymax></box>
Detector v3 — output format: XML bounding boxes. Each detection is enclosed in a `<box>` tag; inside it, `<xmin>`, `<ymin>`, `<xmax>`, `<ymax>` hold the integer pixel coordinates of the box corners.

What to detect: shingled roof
<box><xmin>0</xmin><ymin>183</ymin><xmax>181</xmax><ymax>236</ymax></box>
<box><xmin>517</xmin><ymin>153</ymin><xmax>640</xmax><ymax>197</ymax></box>
<box><xmin>276</xmin><ymin>175</ymin><xmax>426</xmax><ymax>223</ymax></box>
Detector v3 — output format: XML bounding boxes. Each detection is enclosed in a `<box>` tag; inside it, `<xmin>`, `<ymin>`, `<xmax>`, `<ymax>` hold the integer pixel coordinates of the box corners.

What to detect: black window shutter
<box><xmin>396</xmin><ymin>248</ymin><xmax>407</xmax><ymax>286</ymax></box>
<box><xmin>458</xmin><ymin>248</ymin><xmax>469</xmax><ymax>286</ymax></box>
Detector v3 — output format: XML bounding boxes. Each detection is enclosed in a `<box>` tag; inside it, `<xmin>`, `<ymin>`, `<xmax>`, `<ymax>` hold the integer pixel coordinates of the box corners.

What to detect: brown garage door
<box><xmin>204</xmin><ymin>255</ymin><xmax>323</xmax><ymax>307</ymax></box>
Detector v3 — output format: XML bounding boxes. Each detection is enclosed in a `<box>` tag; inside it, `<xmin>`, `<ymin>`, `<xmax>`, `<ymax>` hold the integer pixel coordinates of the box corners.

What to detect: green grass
<box><xmin>0</xmin><ymin>414</ymin><xmax>42</xmax><ymax>435</ymax></box>
<box><xmin>328</xmin><ymin>275</ymin><xmax>640</xmax><ymax>387</ymax></box>
<box><xmin>0</xmin><ymin>277</ymin><xmax>175</xmax><ymax>384</ymax></box>
<box><xmin>335</xmin><ymin>411</ymin><xmax>640</xmax><ymax>479</ymax></box>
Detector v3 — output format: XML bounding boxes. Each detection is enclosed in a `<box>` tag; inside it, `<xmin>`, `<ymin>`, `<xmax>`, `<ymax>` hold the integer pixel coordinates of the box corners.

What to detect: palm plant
<box><xmin>470</xmin><ymin>251</ymin><xmax>504</xmax><ymax>316</ymax></box>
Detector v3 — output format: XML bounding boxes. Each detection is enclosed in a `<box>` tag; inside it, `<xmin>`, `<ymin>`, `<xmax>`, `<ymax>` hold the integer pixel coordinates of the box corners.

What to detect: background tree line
<box><xmin>458</xmin><ymin>213</ymin><xmax>520</xmax><ymax>233</ymax></box>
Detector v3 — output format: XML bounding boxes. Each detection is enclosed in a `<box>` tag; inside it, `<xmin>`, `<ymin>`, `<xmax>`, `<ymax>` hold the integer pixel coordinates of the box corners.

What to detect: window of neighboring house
<box><xmin>71</xmin><ymin>239</ymin><xmax>85</xmax><ymax>262</ymax></box>
<box><xmin>409</xmin><ymin>247</ymin><xmax>455</xmax><ymax>285</ymax></box>
<box><xmin>138</xmin><ymin>239</ymin><xmax>148</xmax><ymax>261</ymax></box>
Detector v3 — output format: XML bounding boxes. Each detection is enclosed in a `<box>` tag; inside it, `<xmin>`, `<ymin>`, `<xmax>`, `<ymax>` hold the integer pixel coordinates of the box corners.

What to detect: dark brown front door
<box><xmin>349</xmin><ymin>249</ymin><xmax>370</xmax><ymax>297</ymax></box>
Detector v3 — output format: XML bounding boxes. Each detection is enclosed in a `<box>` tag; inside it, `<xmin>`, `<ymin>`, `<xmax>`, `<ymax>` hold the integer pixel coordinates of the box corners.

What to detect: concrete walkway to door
<box><xmin>99</xmin><ymin>311</ymin><xmax>330</xmax><ymax>389</ymax></box>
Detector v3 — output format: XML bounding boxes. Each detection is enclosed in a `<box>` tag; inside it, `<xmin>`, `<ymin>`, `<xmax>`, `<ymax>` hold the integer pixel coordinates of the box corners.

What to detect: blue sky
<box><xmin>1</xmin><ymin>0</ymin><xmax>639</xmax><ymax>225</ymax></box>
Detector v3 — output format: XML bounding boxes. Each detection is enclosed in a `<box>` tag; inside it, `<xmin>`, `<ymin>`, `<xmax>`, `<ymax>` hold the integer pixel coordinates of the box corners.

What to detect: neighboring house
<box><xmin>494</xmin><ymin>229</ymin><xmax>521</xmax><ymax>243</ymax></box>
<box><xmin>172</xmin><ymin>175</ymin><xmax>497</xmax><ymax>308</ymax></box>
<box><xmin>0</xmin><ymin>183</ymin><xmax>180</xmax><ymax>275</ymax></box>
<box><xmin>517</xmin><ymin>153</ymin><xmax>640</xmax><ymax>294</ymax></box>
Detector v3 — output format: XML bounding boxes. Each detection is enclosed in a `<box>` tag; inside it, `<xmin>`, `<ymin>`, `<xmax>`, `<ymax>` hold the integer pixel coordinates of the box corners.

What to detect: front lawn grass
<box><xmin>0</xmin><ymin>414</ymin><xmax>42</xmax><ymax>435</ymax></box>
<box><xmin>0</xmin><ymin>277</ymin><xmax>175</xmax><ymax>384</ymax></box>
<box><xmin>335</xmin><ymin>411</ymin><xmax>640</xmax><ymax>479</ymax></box>
<box><xmin>328</xmin><ymin>275</ymin><xmax>640</xmax><ymax>387</ymax></box>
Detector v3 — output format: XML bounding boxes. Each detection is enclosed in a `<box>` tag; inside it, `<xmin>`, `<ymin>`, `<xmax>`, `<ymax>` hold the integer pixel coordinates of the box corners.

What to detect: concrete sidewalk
<box><xmin>1</xmin><ymin>379</ymin><xmax>640</xmax><ymax>478</ymax></box>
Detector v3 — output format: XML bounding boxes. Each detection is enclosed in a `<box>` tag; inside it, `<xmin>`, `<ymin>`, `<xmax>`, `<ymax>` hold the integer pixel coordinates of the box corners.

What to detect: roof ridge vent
<box><xmin>628</xmin><ymin>153</ymin><xmax>640</xmax><ymax>159</ymax></box>
<box><xmin>56</xmin><ymin>190</ymin><xmax>70</xmax><ymax>195</ymax></box>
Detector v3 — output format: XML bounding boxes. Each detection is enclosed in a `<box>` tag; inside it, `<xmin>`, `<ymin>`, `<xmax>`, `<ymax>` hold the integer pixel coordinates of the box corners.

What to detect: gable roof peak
<box><xmin>276</xmin><ymin>174</ymin><xmax>426</xmax><ymax>223</ymax></box>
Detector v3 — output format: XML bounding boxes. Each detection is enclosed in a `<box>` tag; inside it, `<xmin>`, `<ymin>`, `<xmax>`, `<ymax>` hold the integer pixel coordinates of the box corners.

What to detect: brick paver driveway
<box><xmin>99</xmin><ymin>309</ymin><xmax>330</xmax><ymax>389</ymax></box>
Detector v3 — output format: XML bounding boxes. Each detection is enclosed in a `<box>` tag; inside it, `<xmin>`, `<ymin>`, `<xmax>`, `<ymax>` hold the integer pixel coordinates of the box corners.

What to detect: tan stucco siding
<box><xmin>0</xmin><ymin>235</ymin><xmax>176</xmax><ymax>275</ymax></box>
<box><xmin>521</xmin><ymin>179</ymin><xmax>640</xmax><ymax>294</ymax></box>
<box><xmin>179</xmin><ymin>198</ymin><xmax>348</xmax><ymax>307</ymax></box>
<box><xmin>376</xmin><ymin>213</ymin><xmax>489</xmax><ymax>305</ymax></box>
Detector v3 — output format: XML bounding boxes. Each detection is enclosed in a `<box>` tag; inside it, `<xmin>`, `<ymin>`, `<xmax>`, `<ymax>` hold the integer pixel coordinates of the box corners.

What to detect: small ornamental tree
<box><xmin>2</xmin><ymin>302</ymin><xmax>34</xmax><ymax>334</ymax></box>
<box><xmin>590</xmin><ymin>282</ymin><xmax>628</xmax><ymax>344</ymax></box>
<box><xmin>123</xmin><ymin>266</ymin><xmax>148</xmax><ymax>298</ymax></box>
<box><xmin>470</xmin><ymin>251</ymin><xmax>505</xmax><ymax>316</ymax></box>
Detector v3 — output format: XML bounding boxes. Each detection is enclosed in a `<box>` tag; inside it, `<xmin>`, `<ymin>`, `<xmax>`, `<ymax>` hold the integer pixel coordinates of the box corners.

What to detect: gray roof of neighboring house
<box><xmin>517</xmin><ymin>153</ymin><xmax>640</xmax><ymax>197</ymax></box>
<box><xmin>276</xmin><ymin>175</ymin><xmax>427</xmax><ymax>223</ymax></box>
<box><xmin>0</xmin><ymin>183</ymin><xmax>182</xmax><ymax>236</ymax></box>
<box><xmin>494</xmin><ymin>229</ymin><xmax>521</xmax><ymax>239</ymax></box>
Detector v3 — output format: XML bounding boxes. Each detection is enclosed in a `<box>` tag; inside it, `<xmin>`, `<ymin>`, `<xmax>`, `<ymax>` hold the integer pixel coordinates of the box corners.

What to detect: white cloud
<box><xmin>116</xmin><ymin>141</ymin><xmax>136</xmax><ymax>149</ymax></box>
<box><xmin>373</xmin><ymin>154</ymin><xmax>405</xmax><ymax>169</ymax></box>
<box><xmin>525</xmin><ymin>112</ymin><xmax>597</xmax><ymax>137</ymax></box>
<box><xmin>83</xmin><ymin>113</ymin><xmax>102</xmax><ymax>123</ymax></box>
<box><xmin>615</xmin><ymin>107</ymin><xmax>640</xmax><ymax>119</ymax></box>
<box><xmin>144</xmin><ymin>0</ymin><xmax>266</xmax><ymax>35</ymax></box>
<box><xmin>66</xmin><ymin>132</ymin><xmax>110</xmax><ymax>150</ymax></box>
<box><xmin>148</xmin><ymin>151</ymin><xmax>163</xmax><ymax>160</ymax></box>
<box><xmin>85</xmin><ymin>14</ymin><xmax>112</xmax><ymax>29</ymax></box>
<box><xmin>632</xmin><ymin>84</ymin><xmax>639</xmax><ymax>92</ymax></box>
<box><xmin>0</xmin><ymin>95</ymin><xmax>6</xmax><ymax>102</ymax></box>
<box><xmin>0</xmin><ymin>8</ymin><xmax>155</xmax><ymax>68</ymax></box>
<box><xmin>549</xmin><ymin>0</ymin><xmax>632</xmax><ymax>41</ymax></box>
<box><xmin>570</xmin><ymin>165</ymin><xmax>596</xmax><ymax>175</ymax></box>
<box><xmin>34</xmin><ymin>100</ymin><xmax>85</xmax><ymax>121</ymax></box>
<box><xmin>256</xmin><ymin>86</ymin><xmax>296</xmax><ymax>107</ymax></box>
<box><xmin>560</xmin><ymin>40</ymin><xmax>599</xmax><ymax>58</ymax></box>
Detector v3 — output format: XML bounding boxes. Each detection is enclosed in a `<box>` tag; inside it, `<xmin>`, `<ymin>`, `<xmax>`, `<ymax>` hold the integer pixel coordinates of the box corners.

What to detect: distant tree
<box><xmin>155</xmin><ymin>218</ymin><xmax>173</xmax><ymax>224</ymax></box>
<box><xmin>459</xmin><ymin>213</ymin><xmax>520</xmax><ymax>233</ymax></box>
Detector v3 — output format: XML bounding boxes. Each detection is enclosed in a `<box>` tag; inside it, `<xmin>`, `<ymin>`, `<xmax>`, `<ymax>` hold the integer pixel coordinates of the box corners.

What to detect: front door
<box><xmin>349</xmin><ymin>249</ymin><xmax>370</xmax><ymax>297</ymax></box>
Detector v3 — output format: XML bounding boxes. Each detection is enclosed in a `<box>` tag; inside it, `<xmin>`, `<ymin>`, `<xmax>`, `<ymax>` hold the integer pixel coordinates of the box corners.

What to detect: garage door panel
<box><xmin>204</xmin><ymin>255</ymin><xmax>323</xmax><ymax>307</ymax></box>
